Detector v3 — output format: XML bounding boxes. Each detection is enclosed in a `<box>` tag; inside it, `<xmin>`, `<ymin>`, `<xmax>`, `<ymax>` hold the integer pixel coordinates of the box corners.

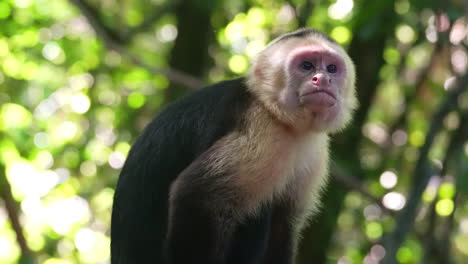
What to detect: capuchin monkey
<box><xmin>111</xmin><ymin>28</ymin><xmax>357</xmax><ymax>264</ymax></box>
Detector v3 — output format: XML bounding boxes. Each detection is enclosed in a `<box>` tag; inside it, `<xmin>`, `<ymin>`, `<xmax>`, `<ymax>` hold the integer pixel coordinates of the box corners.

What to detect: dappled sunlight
<box><xmin>450</xmin><ymin>18</ymin><xmax>467</xmax><ymax>45</ymax></box>
<box><xmin>1</xmin><ymin>103</ymin><xmax>32</xmax><ymax>130</ymax></box>
<box><xmin>391</xmin><ymin>130</ymin><xmax>407</xmax><ymax>146</ymax></box>
<box><xmin>42</xmin><ymin>42</ymin><xmax>64</xmax><ymax>63</ymax></box>
<box><xmin>363</xmin><ymin>123</ymin><xmax>388</xmax><ymax>145</ymax></box>
<box><xmin>157</xmin><ymin>24</ymin><xmax>178</xmax><ymax>43</ymax></box>
<box><xmin>328</xmin><ymin>0</ymin><xmax>354</xmax><ymax>20</ymax></box>
<box><xmin>0</xmin><ymin>0</ymin><xmax>466</xmax><ymax>263</ymax></box>
<box><xmin>7</xmin><ymin>162</ymin><xmax>59</xmax><ymax>198</ymax></box>
<box><xmin>364</xmin><ymin>204</ymin><xmax>382</xmax><ymax>221</ymax></box>
<box><xmin>0</xmin><ymin>235</ymin><xmax>20</xmax><ymax>263</ymax></box>
<box><xmin>330</xmin><ymin>26</ymin><xmax>352</xmax><ymax>45</ymax></box>
<box><xmin>382</xmin><ymin>192</ymin><xmax>406</xmax><ymax>211</ymax></box>
<box><xmin>43</xmin><ymin>196</ymin><xmax>90</xmax><ymax>235</ymax></box>
<box><xmin>396</xmin><ymin>25</ymin><xmax>416</xmax><ymax>44</ymax></box>
<box><xmin>379</xmin><ymin>171</ymin><xmax>398</xmax><ymax>189</ymax></box>
<box><xmin>108</xmin><ymin>151</ymin><xmax>125</xmax><ymax>169</ymax></box>
<box><xmin>451</xmin><ymin>47</ymin><xmax>467</xmax><ymax>74</ymax></box>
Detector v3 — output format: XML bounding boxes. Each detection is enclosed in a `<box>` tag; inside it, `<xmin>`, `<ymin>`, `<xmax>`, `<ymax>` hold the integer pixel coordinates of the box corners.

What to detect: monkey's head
<box><xmin>248</xmin><ymin>29</ymin><xmax>357</xmax><ymax>133</ymax></box>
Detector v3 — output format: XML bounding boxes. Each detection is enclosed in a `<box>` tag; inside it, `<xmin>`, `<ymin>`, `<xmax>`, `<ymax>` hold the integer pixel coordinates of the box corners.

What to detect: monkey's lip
<box><xmin>300</xmin><ymin>89</ymin><xmax>336</xmax><ymax>100</ymax></box>
<box><xmin>299</xmin><ymin>89</ymin><xmax>337</xmax><ymax>108</ymax></box>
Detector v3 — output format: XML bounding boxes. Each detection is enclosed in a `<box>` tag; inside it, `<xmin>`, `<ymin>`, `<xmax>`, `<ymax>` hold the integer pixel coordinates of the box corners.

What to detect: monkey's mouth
<box><xmin>299</xmin><ymin>89</ymin><xmax>337</xmax><ymax>108</ymax></box>
<box><xmin>301</xmin><ymin>89</ymin><xmax>336</xmax><ymax>99</ymax></box>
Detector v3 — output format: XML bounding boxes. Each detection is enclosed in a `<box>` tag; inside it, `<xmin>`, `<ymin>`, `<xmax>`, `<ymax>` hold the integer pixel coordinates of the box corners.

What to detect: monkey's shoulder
<box><xmin>121</xmin><ymin>78</ymin><xmax>253</xmax><ymax>178</ymax></box>
<box><xmin>147</xmin><ymin>77</ymin><xmax>252</xmax><ymax>143</ymax></box>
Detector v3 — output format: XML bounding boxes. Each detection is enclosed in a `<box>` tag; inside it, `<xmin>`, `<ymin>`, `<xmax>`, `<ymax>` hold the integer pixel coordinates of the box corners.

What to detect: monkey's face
<box><xmin>286</xmin><ymin>45</ymin><xmax>345</xmax><ymax>114</ymax></box>
<box><xmin>250</xmin><ymin>37</ymin><xmax>357</xmax><ymax>132</ymax></box>
<box><xmin>285</xmin><ymin>40</ymin><xmax>356</xmax><ymax>132</ymax></box>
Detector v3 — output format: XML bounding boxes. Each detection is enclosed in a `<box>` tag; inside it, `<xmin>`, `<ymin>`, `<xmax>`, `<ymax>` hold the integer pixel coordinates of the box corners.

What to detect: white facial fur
<box><xmin>248</xmin><ymin>33</ymin><xmax>357</xmax><ymax>133</ymax></box>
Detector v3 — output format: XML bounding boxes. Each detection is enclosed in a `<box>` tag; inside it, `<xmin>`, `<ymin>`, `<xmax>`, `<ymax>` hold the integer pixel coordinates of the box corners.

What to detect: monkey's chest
<box><xmin>234</xmin><ymin>133</ymin><xmax>329</xmax><ymax>206</ymax></box>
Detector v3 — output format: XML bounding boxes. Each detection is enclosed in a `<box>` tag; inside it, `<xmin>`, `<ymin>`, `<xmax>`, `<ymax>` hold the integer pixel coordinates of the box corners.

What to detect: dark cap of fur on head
<box><xmin>267</xmin><ymin>28</ymin><xmax>337</xmax><ymax>48</ymax></box>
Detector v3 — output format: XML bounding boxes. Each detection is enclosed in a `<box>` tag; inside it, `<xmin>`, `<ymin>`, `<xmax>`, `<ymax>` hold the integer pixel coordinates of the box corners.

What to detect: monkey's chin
<box><xmin>301</xmin><ymin>93</ymin><xmax>340</xmax><ymax>132</ymax></box>
<box><xmin>308</xmin><ymin>109</ymin><xmax>341</xmax><ymax>132</ymax></box>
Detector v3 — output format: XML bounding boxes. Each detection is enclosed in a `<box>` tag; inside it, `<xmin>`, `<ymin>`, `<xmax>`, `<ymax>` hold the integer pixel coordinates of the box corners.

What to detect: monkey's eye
<box><xmin>327</xmin><ymin>64</ymin><xmax>337</xmax><ymax>73</ymax></box>
<box><xmin>301</xmin><ymin>61</ymin><xmax>315</xmax><ymax>71</ymax></box>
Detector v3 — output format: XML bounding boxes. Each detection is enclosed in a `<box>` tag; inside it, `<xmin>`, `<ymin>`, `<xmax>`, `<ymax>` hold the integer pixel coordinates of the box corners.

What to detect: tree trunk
<box><xmin>166</xmin><ymin>0</ymin><xmax>216</xmax><ymax>102</ymax></box>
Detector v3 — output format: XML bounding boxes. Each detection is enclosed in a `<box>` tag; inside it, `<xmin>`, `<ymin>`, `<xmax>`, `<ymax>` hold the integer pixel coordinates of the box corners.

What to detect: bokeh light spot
<box><xmin>0</xmin><ymin>235</ymin><xmax>20</xmax><ymax>263</ymax></box>
<box><xmin>157</xmin><ymin>24</ymin><xmax>178</xmax><ymax>42</ymax></box>
<box><xmin>1</xmin><ymin>103</ymin><xmax>32</xmax><ymax>130</ymax></box>
<box><xmin>75</xmin><ymin>228</ymin><xmax>96</xmax><ymax>252</ymax></box>
<box><xmin>34</xmin><ymin>150</ymin><xmax>54</xmax><ymax>169</ymax></box>
<box><xmin>7</xmin><ymin>162</ymin><xmax>59</xmax><ymax>197</ymax></box>
<box><xmin>247</xmin><ymin>8</ymin><xmax>266</xmax><ymax>26</ymax></box>
<box><xmin>438</xmin><ymin>182</ymin><xmax>456</xmax><ymax>199</ymax></box>
<box><xmin>0</xmin><ymin>2</ymin><xmax>11</xmax><ymax>19</ymax></box>
<box><xmin>396</xmin><ymin>25</ymin><xmax>416</xmax><ymax>44</ymax></box>
<box><xmin>127</xmin><ymin>92</ymin><xmax>146</xmax><ymax>109</ymax></box>
<box><xmin>396</xmin><ymin>247</ymin><xmax>413</xmax><ymax>263</ymax></box>
<box><xmin>379</xmin><ymin>171</ymin><xmax>398</xmax><ymax>189</ymax></box>
<box><xmin>13</xmin><ymin>0</ymin><xmax>33</xmax><ymax>8</ymax></box>
<box><xmin>225</xmin><ymin>20</ymin><xmax>244</xmax><ymax>41</ymax></box>
<box><xmin>57</xmin><ymin>121</ymin><xmax>78</xmax><ymax>141</ymax></box>
<box><xmin>409</xmin><ymin>130</ymin><xmax>425</xmax><ymax>147</ymax></box>
<box><xmin>108</xmin><ymin>151</ymin><xmax>125</xmax><ymax>169</ymax></box>
<box><xmin>328</xmin><ymin>0</ymin><xmax>354</xmax><ymax>20</ymax></box>
<box><xmin>382</xmin><ymin>192</ymin><xmax>406</xmax><ymax>211</ymax></box>
<box><xmin>43</xmin><ymin>42</ymin><xmax>62</xmax><ymax>61</ymax></box>
<box><xmin>228</xmin><ymin>55</ymin><xmax>248</xmax><ymax>74</ymax></box>
<box><xmin>70</xmin><ymin>93</ymin><xmax>91</xmax><ymax>114</ymax></box>
<box><xmin>330</xmin><ymin>26</ymin><xmax>352</xmax><ymax>44</ymax></box>
<box><xmin>43</xmin><ymin>196</ymin><xmax>90</xmax><ymax>235</ymax></box>
<box><xmin>365</xmin><ymin>222</ymin><xmax>383</xmax><ymax>239</ymax></box>
<box><xmin>43</xmin><ymin>258</ymin><xmax>73</xmax><ymax>264</ymax></box>
<box><xmin>384</xmin><ymin>48</ymin><xmax>401</xmax><ymax>65</ymax></box>
<box><xmin>436</xmin><ymin>199</ymin><xmax>454</xmax><ymax>216</ymax></box>
<box><xmin>395</xmin><ymin>0</ymin><xmax>410</xmax><ymax>15</ymax></box>
<box><xmin>0</xmin><ymin>39</ymin><xmax>8</xmax><ymax>56</ymax></box>
<box><xmin>34</xmin><ymin>132</ymin><xmax>50</xmax><ymax>148</ymax></box>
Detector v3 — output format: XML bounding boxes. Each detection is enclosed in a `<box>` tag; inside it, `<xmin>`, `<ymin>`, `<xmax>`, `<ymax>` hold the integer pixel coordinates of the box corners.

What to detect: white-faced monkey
<box><xmin>111</xmin><ymin>28</ymin><xmax>357</xmax><ymax>264</ymax></box>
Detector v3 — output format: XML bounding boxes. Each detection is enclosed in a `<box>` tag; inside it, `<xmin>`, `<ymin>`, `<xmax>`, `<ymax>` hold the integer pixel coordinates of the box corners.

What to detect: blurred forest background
<box><xmin>0</xmin><ymin>0</ymin><xmax>467</xmax><ymax>263</ymax></box>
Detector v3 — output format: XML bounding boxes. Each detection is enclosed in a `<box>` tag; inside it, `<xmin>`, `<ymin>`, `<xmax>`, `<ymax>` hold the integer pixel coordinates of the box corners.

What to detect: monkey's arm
<box><xmin>165</xmin><ymin>147</ymin><xmax>238</xmax><ymax>264</ymax></box>
<box><xmin>166</xmin><ymin>140</ymin><xmax>273</xmax><ymax>264</ymax></box>
<box><xmin>261</xmin><ymin>201</ymin><xmax>296</xmax><ymax>264</ymax></box>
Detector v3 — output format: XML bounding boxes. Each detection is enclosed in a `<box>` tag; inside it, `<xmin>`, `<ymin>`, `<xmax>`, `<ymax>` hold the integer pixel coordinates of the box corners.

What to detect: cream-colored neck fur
<box><xmin>211</xmin><ymin>102</ymin><xmax>330</xmax><ymax>216</ymax></box>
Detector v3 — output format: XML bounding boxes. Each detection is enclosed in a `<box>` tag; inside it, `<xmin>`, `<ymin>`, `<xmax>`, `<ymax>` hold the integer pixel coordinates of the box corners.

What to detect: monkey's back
<box><xmin>110</xmin><ymin>78</ymin><xmax>252</xmax><ymax>263</ymax></box>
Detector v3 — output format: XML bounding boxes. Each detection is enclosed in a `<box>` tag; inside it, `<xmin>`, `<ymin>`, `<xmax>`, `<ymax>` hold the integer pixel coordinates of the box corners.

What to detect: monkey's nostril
<box><xmin>312</xmin><ymin>76</ymin><xmax>319</xmax><ymax>83</ymax></box>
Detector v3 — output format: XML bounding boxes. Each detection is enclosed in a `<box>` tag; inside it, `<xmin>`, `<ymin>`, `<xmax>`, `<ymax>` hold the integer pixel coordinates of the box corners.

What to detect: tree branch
<box><xmin>68</xmin><ymin>0</ymin><xmax>124</xmax><ymax>45</ymax></box>
<box><xmin>436</xmin><ymin>112</ymin><xmax>468</xmax><ymax>262</ymax></box>
<box><xmin>122</xmin><ymin>3</ymin><xmax>177</xmax><ymax>41</ymax></box>
<box><xmin>67</xmin><ymin>0</ymin><xmax>205</xmax><ymax>89</ymax></box>
<box><xmin>285</xmin><ymin>0</ymin><xmax>315</xmax><ymax>28</ymax></box>
<box><xmin>332</xmin><ymin>167</ymin><xmax>394</xmax><ymax>215</ymax></box>
<box><xmin>382</xmin><ymin>74</ymin><xmax>468</xmax><ymax>264</ymax></box>
<box><xmin>389</xmin><ymin>43</ymin><xmax>442</xmax><ymax>135</ymax></box>
<box><xmin>0</xmin><ymin>164</ymin><xmax>35</xmax><ymax>263</ymax></box>
<box><xmin>421</xmin><ymin>110</ymin><xmax>467</xmax><ymax>263</ymax></box>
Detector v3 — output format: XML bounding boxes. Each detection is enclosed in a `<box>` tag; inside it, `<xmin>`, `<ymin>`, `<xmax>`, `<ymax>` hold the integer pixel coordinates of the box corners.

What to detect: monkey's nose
<box><xmin>312</xmin><ymin>76</ymin><xmax>320</xmax><ymax>84</ymax></box>
<box><xmin>312</xmin><ymin>73</ymin><xmax>331</xmax><ymax>85</ymax></box>
<box><xmin>312</xmin><ymin>74</ymin><xmax>325</xmax><ymax>85</ymax></box>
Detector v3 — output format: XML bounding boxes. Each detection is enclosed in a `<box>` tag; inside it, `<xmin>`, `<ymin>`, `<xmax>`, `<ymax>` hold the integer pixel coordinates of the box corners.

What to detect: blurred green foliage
<box><xmin>0</xmin><ymin>0</ymin><xmax>467</xmax><ymax>263</ymax></box>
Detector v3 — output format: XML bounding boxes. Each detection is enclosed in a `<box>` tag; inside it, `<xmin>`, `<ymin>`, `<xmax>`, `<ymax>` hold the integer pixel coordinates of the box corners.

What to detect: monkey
<box><xmin>111</xmin><ymin>28</ymin><xmax>357</xmax><ymax>264</ymax></box>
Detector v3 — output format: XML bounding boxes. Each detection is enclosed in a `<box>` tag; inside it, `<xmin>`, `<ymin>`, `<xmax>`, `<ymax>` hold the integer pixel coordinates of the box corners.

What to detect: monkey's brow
<box><xmin>272</xmin><ymin>28</ymin><xmax>337</xmax><ymax>46</ymax></box>
<box><xmin>292</xmin><ymin>48</ymin><xmax>342</xmax><ymax>60</ymax></box>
